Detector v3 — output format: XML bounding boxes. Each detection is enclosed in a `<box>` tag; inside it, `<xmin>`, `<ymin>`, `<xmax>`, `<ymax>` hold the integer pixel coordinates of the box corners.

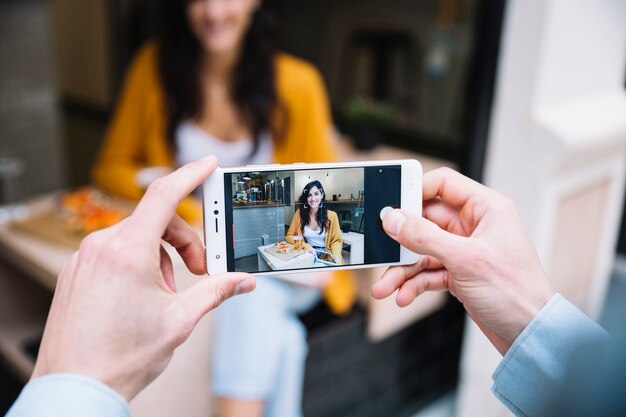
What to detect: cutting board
<box><xmin>263</xmin><ymin>245</ymin><xmax>306</xmax><ymax>262</ymax></box>
<box><xmin>12</xmin><ymin>211</ymin><xmax>86</xmax><ymax>249</ymax></box>
<box><xmin>10</xmin><ymin>192</ymin><xmax>133</xmax><ymax>249</ymax></box>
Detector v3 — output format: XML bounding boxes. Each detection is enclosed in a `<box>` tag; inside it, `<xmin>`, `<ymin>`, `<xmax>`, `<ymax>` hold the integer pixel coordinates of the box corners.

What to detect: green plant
<box><xmin>341</xmin><ymin>219</ymin><xmax>353</xmax><ymax>226</ymax></box>
<box><xmin>341</xmin><ymin>95</ymin><xmax>397</xmax><ymax>127</ymax></box>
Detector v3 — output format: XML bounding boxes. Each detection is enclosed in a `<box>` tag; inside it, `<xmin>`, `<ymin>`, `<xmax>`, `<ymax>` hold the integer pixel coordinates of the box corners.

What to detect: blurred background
<box><xmin>0</xmin><ymin>0</ymin><xmax>625</xmax><ymax>416</ymax></box>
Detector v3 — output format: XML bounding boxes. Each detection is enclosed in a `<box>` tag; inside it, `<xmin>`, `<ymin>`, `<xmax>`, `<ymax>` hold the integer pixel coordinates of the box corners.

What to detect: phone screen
<box><xmin>223</xmin><ymin>165</ymin><xmax>401</xmax><ymax>273</ymax></box>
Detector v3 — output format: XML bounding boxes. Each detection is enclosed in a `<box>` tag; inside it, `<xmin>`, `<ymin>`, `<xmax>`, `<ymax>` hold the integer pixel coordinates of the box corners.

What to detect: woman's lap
<box><xmin>212</xmin><ymin>277</ymin><xmax>320</xmax><ymax>407</ymax></box>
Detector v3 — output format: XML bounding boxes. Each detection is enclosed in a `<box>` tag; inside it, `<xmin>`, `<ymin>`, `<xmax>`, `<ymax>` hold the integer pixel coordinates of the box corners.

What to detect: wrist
<box><xmin>32</xmin><ymin>359</ymin><xmax>141</xmax><ymax>401</ymax></box>
<box><xmin>503</xmin><ymin>286</ymin><xmax>556</xmax><ymax>351</ymax></box>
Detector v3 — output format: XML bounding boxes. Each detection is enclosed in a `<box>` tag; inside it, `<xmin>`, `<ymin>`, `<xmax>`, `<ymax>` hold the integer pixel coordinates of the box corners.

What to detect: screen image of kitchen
<box><xmin>231</xmin><ymin>168</ymin><xmax>365</xmax><ymax>273</ymax></box>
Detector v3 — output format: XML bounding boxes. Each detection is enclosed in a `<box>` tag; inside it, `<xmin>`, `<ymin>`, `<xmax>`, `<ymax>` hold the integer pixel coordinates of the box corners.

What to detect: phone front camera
<box><xmin>214</xmin><ymin>210</ymin><xmax>219</xmax><ymax>215</ymax></box>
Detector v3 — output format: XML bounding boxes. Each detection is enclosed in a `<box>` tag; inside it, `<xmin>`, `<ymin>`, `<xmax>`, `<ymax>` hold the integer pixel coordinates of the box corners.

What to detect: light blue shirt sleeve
<box><xmin>491</xmin><ymin>293</ymin><xmax>610</xmax><ymax>417</ymax></box>
<box><xmin>6</xmin><ymin>373</ymin><xmax>130</xmax><ymax>417</ymax></box>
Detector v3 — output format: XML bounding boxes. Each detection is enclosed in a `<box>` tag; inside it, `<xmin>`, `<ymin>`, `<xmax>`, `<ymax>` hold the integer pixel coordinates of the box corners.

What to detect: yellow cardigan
<box><xmin>286</xmin><ymin>209</ymin><xmax>343</xmax><ymax>264</ymax></box>
<box><xmin>92</xmin><ymin>42</ymin><xmax>355</xmax><ymax>314</ymax></box>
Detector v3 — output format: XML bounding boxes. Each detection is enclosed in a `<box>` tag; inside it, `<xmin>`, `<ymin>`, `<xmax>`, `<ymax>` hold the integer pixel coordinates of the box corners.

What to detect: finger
<box><xmin>124</xmin><ymin>155</ymin><xmax>218</xmax><ymax>245</ymax></box>
<box><xmin>371</xmin><ymin>255</ymin><xmax>443</xmax><ymax>299</ymax></box>
<box><xmin>160</xmin><ymin>245</ymin><xmax>176</xmax><ymax>292</ymax></box>
<box><xmin>180</xmin><ymin>273</ymin><xmax>255</xmax><ymax>322</ymax></box>
<box><xmin>422</xmin><ymin>167</ymin><xmax>494</xmax><ymax>208</ymax></box>
<box><xmin>382</xmin><ymin>209</ymin><xmax>467</xmax><ymax>263</ymax></box>
<box><xmin>396</xmin><ymin>269</ymin><xmax>450</xmax><ymax>307</ymax></box>
<box><xmin>423</xmin><ymin>200</ymin><xmax>467</xmax><ymax>236</ymax></box>
<box><xmin>162</xmin><ymin>215</ymin><xmax>206</xmax><ymax>275</ymax></box>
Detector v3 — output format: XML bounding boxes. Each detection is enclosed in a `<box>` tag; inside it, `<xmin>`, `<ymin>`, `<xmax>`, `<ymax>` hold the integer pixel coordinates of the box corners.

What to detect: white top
<box><xmin>303</xmin><ymin>225</ymin><xmax>326</xmax><ymax>248</ymax></box>
<box><xmin>175</xmin><ymin>121</ymin><xmax>273</xmax><ymax>167</ymax></box>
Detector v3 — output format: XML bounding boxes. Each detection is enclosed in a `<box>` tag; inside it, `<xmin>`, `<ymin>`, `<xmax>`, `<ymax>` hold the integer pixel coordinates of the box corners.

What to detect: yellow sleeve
<box><xmin>327</xmin><ymin>212</ymin><xmax>344</xmax><ymax>263</ymax></box>
<box><xmin>274</xmin><ymin>56</ymin><xmax>339</xmax><ymax>164</ymax></box>
<box><xmin>92</xmin><ymin>44</ymin><xmax>158</xmax><ymax>201</ymax></box>
<box><xmin>285</xmin><ymin>209</ymin><xmax>301</xmax><ymax>244</ymax></box>
<box><xmin>300</xmin><ymin>67</ymin><xmax>338</xmax><ymax>163</ymax></box>
<box><xmin>91</xmin><ymin>44</ymin><xmax>202</xmax><ymax>225</ymax></box>
<box><xmin>323</xmin><ymin>270</ymin><xmax>356</xmax><ymax>315</ymax></box>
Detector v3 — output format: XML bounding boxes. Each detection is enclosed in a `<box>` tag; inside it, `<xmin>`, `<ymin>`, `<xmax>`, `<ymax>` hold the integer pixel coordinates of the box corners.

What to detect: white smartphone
<box><xmin>202</xmin><ymin>159</ymin><xmax>422</xmax><ymax>276</ymax></box>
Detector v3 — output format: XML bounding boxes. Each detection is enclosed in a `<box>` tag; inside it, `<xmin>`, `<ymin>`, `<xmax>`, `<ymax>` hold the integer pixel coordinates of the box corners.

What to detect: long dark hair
<box><xmin>298</xmin><ymin>180</ymin><xmax>329</xmax><ymax>235</ymax></box>
<box><xmin>157</xmin><ymin>0</ymin><xmax>278</xmax><ymax>157</ymax></box>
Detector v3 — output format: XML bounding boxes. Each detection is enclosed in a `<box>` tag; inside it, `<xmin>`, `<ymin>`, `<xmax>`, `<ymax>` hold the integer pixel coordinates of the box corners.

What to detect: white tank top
<box><xmin>303</xmin><ymin>225</ymin><xmax>326</xmax><ymax>248</ymax></box>
<box><xmin>175</xmin><ymin>121</ymin><xmax>273</xmax><ymax>168</ymax></box>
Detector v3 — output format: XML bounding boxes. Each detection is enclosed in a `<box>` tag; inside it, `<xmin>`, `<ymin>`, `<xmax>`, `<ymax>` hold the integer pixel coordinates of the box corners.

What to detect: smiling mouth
<box><xmin>203</xmin><ymin>24</ymin><xmax>231</xmax><ymax>37</ymax></box>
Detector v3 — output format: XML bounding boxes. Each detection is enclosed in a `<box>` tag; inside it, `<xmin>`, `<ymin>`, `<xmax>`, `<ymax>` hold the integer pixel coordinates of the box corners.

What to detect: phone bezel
<box><xmin>203</xmin><ymin>159</ymin><xmax>421</xmax><ymax>276</ymax></box>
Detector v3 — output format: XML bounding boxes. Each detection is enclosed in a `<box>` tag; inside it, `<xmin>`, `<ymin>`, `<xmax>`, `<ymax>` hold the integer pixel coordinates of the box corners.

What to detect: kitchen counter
<box><xmin>233</xmin><ymin>202</ymin><xmax>287</xmax><ymax>209</ymax></box>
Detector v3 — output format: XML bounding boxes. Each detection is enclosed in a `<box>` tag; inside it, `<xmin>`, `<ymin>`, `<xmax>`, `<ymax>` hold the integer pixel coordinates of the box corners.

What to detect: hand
<box><xmin>372</xmin><ymin>168</ymin><xmax>555</xmax><ymax>355</ymax></box>
<box><xmin>31</xmin><ymin>156</ymin><xmax>255</xmax><ymax>400</ymax></box>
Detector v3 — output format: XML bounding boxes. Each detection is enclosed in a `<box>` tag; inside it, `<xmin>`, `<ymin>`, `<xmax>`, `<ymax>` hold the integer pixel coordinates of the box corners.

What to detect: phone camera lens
<box><xmin>214</xmin><ymin>201</ymin><xmax>218</xmax><ymax>204</ymax></box>
<box><xmin>214</xmin><ymin>210</ymin><xmax>219</xmax><ymax>215</ymax></box>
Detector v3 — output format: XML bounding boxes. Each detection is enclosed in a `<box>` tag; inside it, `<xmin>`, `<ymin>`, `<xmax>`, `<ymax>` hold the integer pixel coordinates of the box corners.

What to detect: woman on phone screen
<box><xmin>286</xmin><ymin>180</ymin><xmax>343</xmax><ymax>265</ymax></box>
<box><xmin>92</xmin><ymin>1</ymin><xmax>355</xmax><ymax>415</ymax></box>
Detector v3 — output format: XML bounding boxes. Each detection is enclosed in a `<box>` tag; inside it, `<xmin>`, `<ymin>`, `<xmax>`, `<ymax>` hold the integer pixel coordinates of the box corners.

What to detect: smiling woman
<box><xmin>285</xmin><ymin>180</ymin><xmax>344</xmax><ymax>265</ymax></box>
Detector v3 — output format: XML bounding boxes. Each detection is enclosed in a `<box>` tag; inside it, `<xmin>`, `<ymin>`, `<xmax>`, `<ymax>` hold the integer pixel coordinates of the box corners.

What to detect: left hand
<box><xmin>31</xmin><ymin>156</ymin><xmax>255</xmax><ymax>400</ymax></box>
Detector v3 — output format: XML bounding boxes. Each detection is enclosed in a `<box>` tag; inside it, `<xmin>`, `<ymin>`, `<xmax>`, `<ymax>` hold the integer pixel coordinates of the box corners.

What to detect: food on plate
<box><xmin>61</xmin><ymin>188</ymin><xmax>125</xmax><ymax>234</ymax></box>
<box><xmin>274</xmin><ymin>241</ymin><xmax>292</xmax><ymax>254</ymax></box>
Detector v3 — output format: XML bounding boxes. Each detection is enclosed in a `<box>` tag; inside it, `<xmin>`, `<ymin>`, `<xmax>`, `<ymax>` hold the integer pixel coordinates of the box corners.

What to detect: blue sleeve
<box><xmin>6</xmin><ymin>373</ymin><xmax>130</xmax><ymax>417</ymax></box>
<box><xmin>491</xmin><ymin>293</ymin><xmax>610</xmax><ymax>417</ymax></box>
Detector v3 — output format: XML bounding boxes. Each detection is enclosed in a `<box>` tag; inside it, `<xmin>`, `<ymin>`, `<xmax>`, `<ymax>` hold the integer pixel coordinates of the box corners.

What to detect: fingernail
<box><xmin>200</xmin><ymin>155</ymin><xmax>217</xmax><ymax>162</ymax></box>
<box><xmin>384</xmin><ymin>210</ymin><xmax>406</xmax><ymax>236</ymax></box>
<box><xmin>235</xmin><ymin>278</ymin><xmax>255</xmax><ymax>295</ymax></box>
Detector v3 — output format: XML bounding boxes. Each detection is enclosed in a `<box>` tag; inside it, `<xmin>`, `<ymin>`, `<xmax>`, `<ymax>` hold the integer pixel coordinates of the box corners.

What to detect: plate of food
<box><xmin>263</xmin><ymin>241</ymin><xmax>305</xmax><ymax>261</ymax></box>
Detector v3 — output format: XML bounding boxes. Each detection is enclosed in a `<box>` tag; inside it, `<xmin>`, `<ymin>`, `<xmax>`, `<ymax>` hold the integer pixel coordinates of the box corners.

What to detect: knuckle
<box><xmin>79</xmin><ymin>232</ymin><xmax>104</xmax><ymax>258</ymax></box>
<box><xmin>403</xmin><ymin>220</ymin><xmax>427</xmax><ymax>248</ymax></box>
<box><xmin>211</xmin><ymin>284</ymin><xmax>230</xmax><ymax>308</ymax></box>
<box><xmin>490</xmin><ymin>193</ymin><xmax>516</xmax><ymax>213</ymax></box>
<box><xmin>438</xmin><ymin>166</ymin><xmax>456</xmax><ymax>177</ymax></box>
<box><xmin>147</xmin><ymin>177</ymin><xmax>172</xmax><ymax>198</ymax></box>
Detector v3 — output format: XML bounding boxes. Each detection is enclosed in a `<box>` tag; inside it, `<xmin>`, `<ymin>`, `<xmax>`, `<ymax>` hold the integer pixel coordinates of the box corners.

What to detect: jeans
<box><xmin>212</xmin><ymin>276</ymin><xmax>321</xmax><ymax>417</ymax></box>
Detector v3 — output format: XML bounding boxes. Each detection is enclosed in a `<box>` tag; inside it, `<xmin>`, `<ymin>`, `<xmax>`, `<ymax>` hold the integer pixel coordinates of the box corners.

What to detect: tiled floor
<box><xmin>410</xmin><ymin>255</ymin><xmax>626</xmax><ymax>417</ymax></box>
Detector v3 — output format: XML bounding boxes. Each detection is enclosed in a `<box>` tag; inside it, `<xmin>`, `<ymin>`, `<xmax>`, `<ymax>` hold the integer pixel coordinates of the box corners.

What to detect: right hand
<box><xmin>371</xmin><ymin>168</ymin><xmax>555</xmax><ymax>355</ymax></box>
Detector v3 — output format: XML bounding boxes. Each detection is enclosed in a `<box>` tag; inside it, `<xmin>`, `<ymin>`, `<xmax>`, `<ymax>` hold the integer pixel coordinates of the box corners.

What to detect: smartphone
<box><xmin>203</xmin><ymin>159</ymin><xmax>421</xmax><ymax>276</ymax></box>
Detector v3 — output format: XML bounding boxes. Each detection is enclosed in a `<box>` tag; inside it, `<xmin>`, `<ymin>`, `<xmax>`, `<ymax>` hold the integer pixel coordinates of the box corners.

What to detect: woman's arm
<box><xmin>327</xmin><ymin>212</ymin><xmax>344</xmax><ymax>264</ymax></box>
<box><xmin>91</xmin><ymin>45</ymin><xmax>203</xmax><ymax>225</ymax></box>
<box><xmin>92</xmin><ymin>43</ymin><xmax>163</xmax><ymax>201</ymax></box>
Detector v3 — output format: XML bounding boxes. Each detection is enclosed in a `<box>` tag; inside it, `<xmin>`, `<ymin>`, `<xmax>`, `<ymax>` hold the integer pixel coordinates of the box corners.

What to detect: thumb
<box><xmin>180</xmin><ymin>273</ymin><xmax>256</xmax><ymax>322</ymax></box>
<box><xmin>382</xmin><ymin>209</ymin><xmax>467</xmax><ymax>264</ymax></box>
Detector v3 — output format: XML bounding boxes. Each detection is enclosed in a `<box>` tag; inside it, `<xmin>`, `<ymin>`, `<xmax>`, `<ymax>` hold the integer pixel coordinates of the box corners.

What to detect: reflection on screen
<box><xmin>223</xmin><ymin>166</ymin><xmax>400</xmax><ymax>273</ymax></box>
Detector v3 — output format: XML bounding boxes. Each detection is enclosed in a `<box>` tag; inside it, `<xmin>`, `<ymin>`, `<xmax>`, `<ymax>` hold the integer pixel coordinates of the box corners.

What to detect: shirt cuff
<box><xmin>6</xmin><ymin>373</ymin><xmax>130</xmax><ymax>417</ymax></box>
<box><xmin>491</xmin><ymin>293</ymin><xmax>609</xmax><ymax>417</ymax></box>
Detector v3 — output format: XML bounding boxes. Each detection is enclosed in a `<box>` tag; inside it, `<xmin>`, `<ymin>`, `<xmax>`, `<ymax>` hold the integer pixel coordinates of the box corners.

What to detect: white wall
<box><xmin>457</xmin><ymin>1</ymin><xmax>626</xmax><ymax>416</ymax></box>
<box><xmin>294</xmin><ymin>168</ymin><xmax>364</xmax><ymax>201</ymax></box>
